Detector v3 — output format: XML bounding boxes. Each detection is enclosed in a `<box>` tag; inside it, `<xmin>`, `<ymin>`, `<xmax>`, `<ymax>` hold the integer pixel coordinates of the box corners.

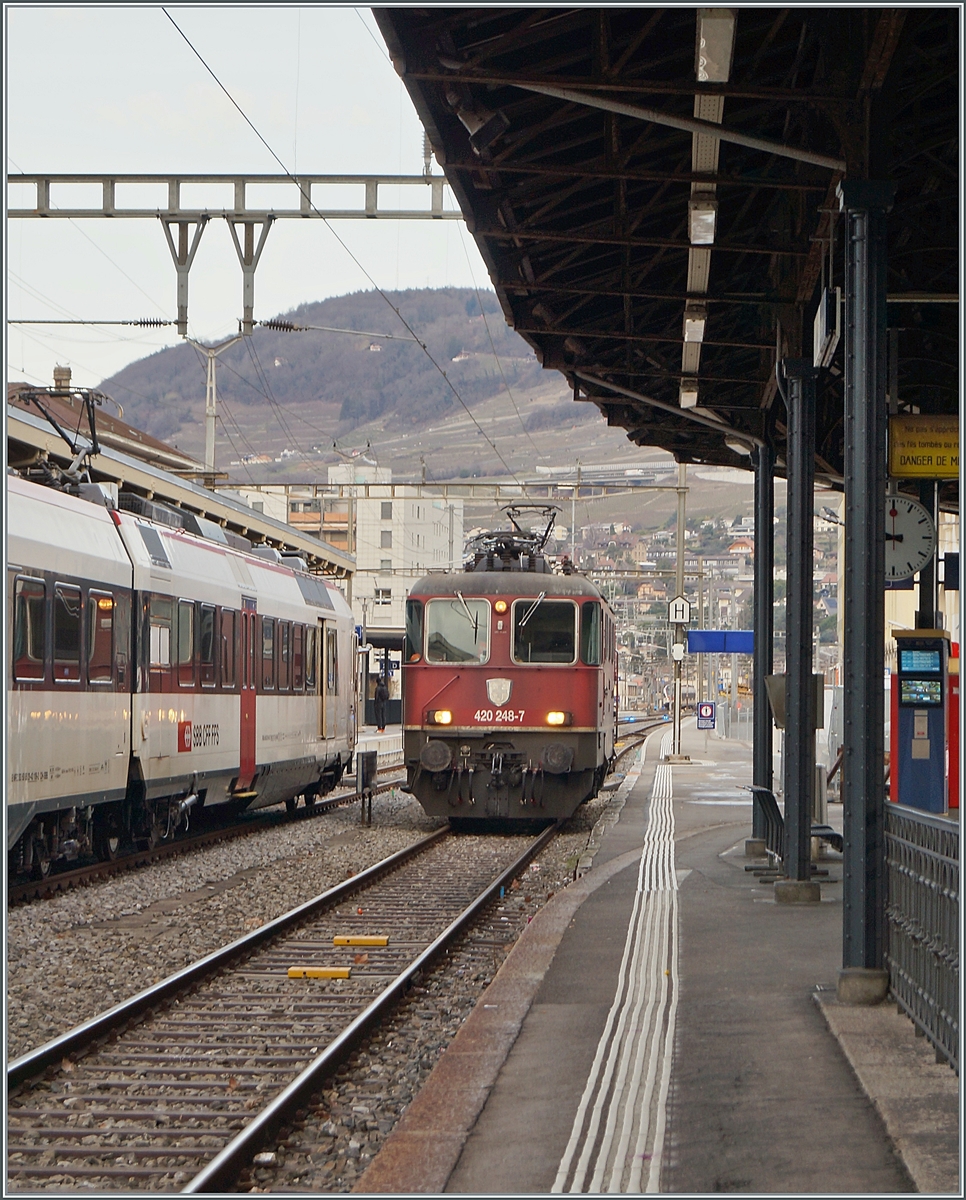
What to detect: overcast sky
<box><xmin>6</xmin><ymin>5</ymin><xmax>490</xmax><ymax>388</ymax></box>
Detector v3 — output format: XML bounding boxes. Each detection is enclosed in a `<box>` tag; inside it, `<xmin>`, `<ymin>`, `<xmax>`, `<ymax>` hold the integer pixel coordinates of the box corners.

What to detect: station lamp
<box><xmin>696</xmin><ymin>8</ymin><xmax>737</xmax><ymax>83</ymax></box>
<box><xmin>680</xmin><ymin>380</ymin><xmax>700</xmax><ymax>409</ymax></box>
<box><xmin>683</xmin><ymin>303</ymin><xmax>708</xmax><ymax>343</ymax></box>
<box><xmin>688</xmin><ymin>196</ymin><xmax>718</xmax><ymax>245</ymax></box>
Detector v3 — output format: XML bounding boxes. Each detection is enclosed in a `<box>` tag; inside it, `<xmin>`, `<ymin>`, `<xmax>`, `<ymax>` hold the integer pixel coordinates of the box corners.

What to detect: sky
<box><xmin>5</xmin><ymin>5</ymin><xmax>491</xmax><ymax>389</ymax></box>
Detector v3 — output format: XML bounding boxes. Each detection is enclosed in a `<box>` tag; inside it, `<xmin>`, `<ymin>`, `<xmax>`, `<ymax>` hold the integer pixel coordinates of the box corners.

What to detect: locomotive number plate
<box><xmin>474</xmin><ymin>708</ymin><xmax>526</xmax><ymax>723</ymax></box>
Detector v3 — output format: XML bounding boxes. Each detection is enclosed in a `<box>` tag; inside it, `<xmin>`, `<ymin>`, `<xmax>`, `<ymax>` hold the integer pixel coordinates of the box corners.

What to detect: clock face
<box><xmin>884</xmin><ymin>496</ymin><xmax>937</xmax><ymax>580</ymax></box>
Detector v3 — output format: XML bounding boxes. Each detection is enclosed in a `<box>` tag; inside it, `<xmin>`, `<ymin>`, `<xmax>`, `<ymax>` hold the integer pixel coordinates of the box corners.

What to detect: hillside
<box><xmin>98</xmin><ymin>288</ymin><xmax>549</xmax><ymax>463</ymax></box>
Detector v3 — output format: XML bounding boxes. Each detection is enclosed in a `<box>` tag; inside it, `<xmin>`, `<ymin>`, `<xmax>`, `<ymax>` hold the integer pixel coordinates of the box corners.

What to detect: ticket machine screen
<box><xmin>899</xmin><ymin>678</ymin><xmax>943</xmax><ymax>706</ymax></box>
<box><xmin>898</xmin><ymin>649</ymin><xmax>942</xmax><ymax>673</ymax></box>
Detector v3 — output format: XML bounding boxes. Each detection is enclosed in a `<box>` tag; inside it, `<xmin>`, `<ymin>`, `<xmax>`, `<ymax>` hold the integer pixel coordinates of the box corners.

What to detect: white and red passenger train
<box><xmin>8</xmin><ymin>474</ymin><xmax>356</xmax><ymax>878</ymax></box>
<box><xmin>402</xmin><ymin>508</ymin><xmax>617</xmax><ymax>823</ymax></box>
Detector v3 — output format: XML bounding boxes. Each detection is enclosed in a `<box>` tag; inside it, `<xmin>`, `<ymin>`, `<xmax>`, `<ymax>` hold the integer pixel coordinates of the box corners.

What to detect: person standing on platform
<box><xmin>374</xmin><ymin>676</ymin><xmax>389</xmax><ymax>732</ymax></box>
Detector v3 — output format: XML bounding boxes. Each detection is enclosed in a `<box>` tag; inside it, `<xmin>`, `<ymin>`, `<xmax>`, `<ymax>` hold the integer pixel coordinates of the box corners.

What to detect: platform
<box><xmin>355</xmin><ymin>726</ymin><xmax>403</xmax><ymax>770</ymax></box>
<box><xmin>356</xmin><ymin>721</ymin><xmax>959</xmax><ymax>1195</ymax></box>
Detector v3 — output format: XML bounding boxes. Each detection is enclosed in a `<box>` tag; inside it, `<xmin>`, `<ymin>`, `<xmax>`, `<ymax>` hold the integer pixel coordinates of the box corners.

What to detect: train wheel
<box><xmin>303</xmin><ymin>792</ymin><xmax>317</xmax><ymax>810</ymax></box>
<box><xmin>146</xmin><ymin>818</ymin><xmax>166</xmax><ymax>850</ymax></box>
<box><xmin>92</xmin><ymin>808</ymin><xmax>123</xmax><ymax>861</ymax></box>
<box><xmin>30</xmin><ymin>845</ymin><xmax>52</xmax><ymax>881</ymax></box>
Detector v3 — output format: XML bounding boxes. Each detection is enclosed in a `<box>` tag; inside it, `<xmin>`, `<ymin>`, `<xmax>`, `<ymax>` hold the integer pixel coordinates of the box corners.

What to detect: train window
<box><xmin>405</xmin><ymin>598</ymin><xmax>423</xmax><ymax>662</ymax></box>
<box><xmin>87</xmin><ymin>591</ymin><xmax>114</xmax><ymax>683</ymax></box>
<box><xmin>326</xmin><ymin>627</ymin><xmax>339</xmax><ymax>695</ymax></box>
<box><xmin>200</xmin><ymin>605</ymin><xmax>216</xmax><ymax>687</ymax></box>
<box><xmin>178</xmin><ymin>600</ymin><xmax>195</xmax><ymax>687</ymax></box>
<box><xmin>425</xmin><ymin>597</ymin><xmax>489</xmax><ymax>663</ymax></box>
<box><xmin>53</xmin><ymin>583</ymin><xmax>82</xmax><ymax>682</ymax></box>
<box><xmin>149</xmin><ymin>596</ymin><xmax>172</xmax><ymax>667</ymax></box>
<box><xmin>305</xmin><ymin>626</ymin><xmax>318</xmax><ymax>692</ymax></box>
<box><xmin>262</xmin><ymin>617</ymin><xmax>275</xmax><ymax>689</ymax></box>
<box><xmin>279</xmin><ymin>622</ymin><xmax>291</xmax><ymax>690</ymax></box>
<box><xmin>580</xmin><ymin>601</ymin><xmax>602</xmax><ymax>666</ymax></box>
<box><xmin>512</xmin><ymin>599</ymin><xmax>576</xmax><ymax>664</ymax></box>
<box><xmin>293</xmin><ymin>624</ymin><xmax>304</xmax><ymax>690</ymax></box>
<box><xmin>221</xmin><ymin>609</ymin><xmax>236</xmax><ymax>687</ymax></box>
<box><xmin>13</xmin><ymin>577</ymin><xmax>46</xmax><ymax>681</ymax></box>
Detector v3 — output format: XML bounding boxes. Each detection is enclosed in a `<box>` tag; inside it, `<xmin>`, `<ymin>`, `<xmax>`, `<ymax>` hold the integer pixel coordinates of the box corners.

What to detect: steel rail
<box><xmin>7</xmin><ymin>826</ymin><xmax>444</xmax><ymax>1091</ymax></box>
<box><xmin>182</xmin><ymin>820</ymin><xmax>560</xmax><ymax>1192</ymax></box>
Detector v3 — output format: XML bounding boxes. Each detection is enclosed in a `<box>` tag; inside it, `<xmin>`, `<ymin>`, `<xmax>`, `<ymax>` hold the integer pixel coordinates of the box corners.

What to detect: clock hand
<box><xmin>885</xmin><ymin>532</ymin><xmax>904</xmax><ymax>542</ymax></box>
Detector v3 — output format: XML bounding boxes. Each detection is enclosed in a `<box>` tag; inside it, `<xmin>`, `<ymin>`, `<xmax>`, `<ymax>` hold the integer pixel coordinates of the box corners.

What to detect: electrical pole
<box><xmin>185</xmin><ymin>333</ymin><xmax>245</xmax><ymax>484</ymax></box>
<box><xmin>671</xmin><ymin>462</ymin><xmax>688</xmax><ymax>758</ymax></box>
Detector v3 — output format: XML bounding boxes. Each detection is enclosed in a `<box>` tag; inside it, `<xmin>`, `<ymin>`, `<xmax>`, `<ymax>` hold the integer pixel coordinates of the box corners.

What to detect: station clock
<box><xmin>884</xmin><ymin>495</ymin><xmax>937</xmax><ymax>580</ymax></box>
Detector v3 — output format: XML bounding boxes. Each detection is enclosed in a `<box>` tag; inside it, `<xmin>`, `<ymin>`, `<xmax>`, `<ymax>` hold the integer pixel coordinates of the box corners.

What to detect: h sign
<box><xmin>668</xmin><ymin>596</ymin><xmax>692</xmax><ymax>624</ymax></box>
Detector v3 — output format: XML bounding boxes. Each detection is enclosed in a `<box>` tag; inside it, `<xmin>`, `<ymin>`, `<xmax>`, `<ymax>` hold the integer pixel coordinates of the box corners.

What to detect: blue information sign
<box><xmin>697</xmin><ymin>701</ymin><xmax>716</xmax><ymax>729</ymax></box>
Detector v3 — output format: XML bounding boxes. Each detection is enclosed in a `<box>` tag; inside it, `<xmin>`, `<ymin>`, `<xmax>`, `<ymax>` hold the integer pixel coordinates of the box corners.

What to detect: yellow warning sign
<box><xmin>889</xmin><ymin>415</ymin><xmax>959</xmax><ymax>479</ymax></box>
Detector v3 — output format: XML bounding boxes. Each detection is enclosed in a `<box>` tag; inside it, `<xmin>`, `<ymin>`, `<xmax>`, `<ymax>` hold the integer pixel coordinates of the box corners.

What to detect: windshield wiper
<box><xmin>455</xmin><ymin>591</ymin><xmax>480</xmax><ymax>640</ymax></box>
<box><xmin>518</xmin><ymin>591</ymin><xmax>546</xmax><ymax>629</ymax></box>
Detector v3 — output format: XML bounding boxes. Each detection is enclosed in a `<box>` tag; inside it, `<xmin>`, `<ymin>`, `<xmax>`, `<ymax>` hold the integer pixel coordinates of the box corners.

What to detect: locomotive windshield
<box><xmin>425</xmin><ymin>597</ymin><xmax>490</xmax><ymax>663</ymax></box>
<box><xmin>512</xmin><ymin>599</ymin><xmax>577</xmax><ymax>664</ymax></box>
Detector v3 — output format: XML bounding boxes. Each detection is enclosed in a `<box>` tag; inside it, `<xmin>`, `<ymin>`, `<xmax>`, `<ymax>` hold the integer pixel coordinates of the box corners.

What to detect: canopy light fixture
<box><xmin>688</xmin><ymin>197</ymin><xmax>718</xmax><ymax>245</ymax></box>
<box><xmin>697</xmin><ymin>8</ymin><xmax>737</xmax><ymax>83</ymax></box>
<box><xmin>680</xmin><ymin>380</ymin><xmax>700</xmax><ymax>408</ymax></box>
<box><xmin>724</xmin><ymin>435</ymin><xmax>754</xmax><ymax>456</ymax></box>
<box><xmin>683</xmin><ymin>304</ymin><xmax>707</xmax><ymax>343</ymax></box>
<box><xmin>457</xmin><ymin>106</ymin><xmax>509</xmax><ymax>154</ymax></box>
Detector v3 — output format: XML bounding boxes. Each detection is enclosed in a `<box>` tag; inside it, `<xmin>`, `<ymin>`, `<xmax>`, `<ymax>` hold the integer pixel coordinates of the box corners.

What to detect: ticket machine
<box><xmin>892</xmin><ymin>630</ymin><xmax>949</xmax><ymax>813</ymax></box>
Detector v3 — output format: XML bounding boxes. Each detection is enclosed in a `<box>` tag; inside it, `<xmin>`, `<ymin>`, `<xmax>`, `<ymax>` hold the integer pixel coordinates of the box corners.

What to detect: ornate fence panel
<box><xmin>885</xmin><ymin>804</ymin><xmax>959</xmax><ymax>1073</ymax></box>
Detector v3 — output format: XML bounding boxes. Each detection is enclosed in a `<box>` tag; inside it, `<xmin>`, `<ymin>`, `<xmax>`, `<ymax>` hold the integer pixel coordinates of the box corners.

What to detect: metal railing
<box><xmin>884</xmin><ymin>803</ymin><xmax>959</xmax><ymax>1073</ymax></box>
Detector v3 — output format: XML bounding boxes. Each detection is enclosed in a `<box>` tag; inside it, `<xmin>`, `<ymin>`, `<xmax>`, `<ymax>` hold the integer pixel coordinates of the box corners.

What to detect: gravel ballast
<box><xmin>7</xmin><ymin>770</ymin><xmax>631</xmax><ymax>1194</ymax></box>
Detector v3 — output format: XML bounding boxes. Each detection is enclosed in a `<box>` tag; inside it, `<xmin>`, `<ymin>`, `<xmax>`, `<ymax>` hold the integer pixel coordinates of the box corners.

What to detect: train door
<box><xmin>321</xmin><ymin>620</ymin><xmax>339</xmax><ymax>741</ymax></box>
<box><xmin>238</xmin><ymin>597</ymin><xmax>257</xmax><ymax>789</ymax></box>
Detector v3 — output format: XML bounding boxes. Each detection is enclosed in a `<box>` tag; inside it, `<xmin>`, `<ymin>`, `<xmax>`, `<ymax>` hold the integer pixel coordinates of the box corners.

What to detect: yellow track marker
<box><xmin>287</xmin><ymin>966</ymin><xmax>351</xmax><ymax>979</ymax></box>
<box><xmin>333</xmin><ymin>936</ymin><xmax>389</xmax><ymax>947</ymax></box>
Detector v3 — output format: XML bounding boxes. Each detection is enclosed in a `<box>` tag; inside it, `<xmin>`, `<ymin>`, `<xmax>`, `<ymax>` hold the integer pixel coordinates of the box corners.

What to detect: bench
<box><xmin>741</xmin><ymin>784</ymin><xmax>844</xmax><ymax>862</ymax></box>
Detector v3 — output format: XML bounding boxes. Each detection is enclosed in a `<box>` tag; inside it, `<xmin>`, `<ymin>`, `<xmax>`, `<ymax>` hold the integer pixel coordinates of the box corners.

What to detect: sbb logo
<box><xmin>178</xmin><ymin>720</ymin><xmax>193</xmax><ymax>753</ymax></box>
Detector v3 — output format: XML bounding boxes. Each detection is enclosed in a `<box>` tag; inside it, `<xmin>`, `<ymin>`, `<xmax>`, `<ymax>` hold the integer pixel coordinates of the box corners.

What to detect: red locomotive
<box><xmin>402</xmin><ymin>507</ymin><xmax>617</xmax><ymax>823</ymax></box>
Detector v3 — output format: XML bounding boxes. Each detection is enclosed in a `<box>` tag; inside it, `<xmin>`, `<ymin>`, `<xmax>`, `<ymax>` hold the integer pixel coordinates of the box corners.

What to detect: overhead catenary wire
<box><xmin>455</xmin><ymin>218</ymin><xmax>547</xmax><ymax>464</ymax></box>
<box><xmin>160</xmin><ymin>6</ymin><xmax>529</xmax><ymax>494</ymax></box>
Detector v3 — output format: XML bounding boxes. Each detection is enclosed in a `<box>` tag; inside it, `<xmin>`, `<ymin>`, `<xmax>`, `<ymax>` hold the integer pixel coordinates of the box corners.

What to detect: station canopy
<box><xmin>376</xmin><ymin>8</ymin><xmax>957</xmax><ymax>506</ymax></box>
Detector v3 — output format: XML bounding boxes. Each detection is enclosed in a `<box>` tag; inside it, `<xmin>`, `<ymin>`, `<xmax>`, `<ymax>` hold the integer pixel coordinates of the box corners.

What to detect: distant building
<box><xmin>326</xmin><ymin>464</ymin><xmax>463</xmax><ymax>636</ymax></box>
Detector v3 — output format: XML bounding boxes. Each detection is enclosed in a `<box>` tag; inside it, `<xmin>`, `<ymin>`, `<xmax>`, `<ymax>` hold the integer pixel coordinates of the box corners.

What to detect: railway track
<box><xmin>8</xmin><ymin>766</ymin><xmax>405</xmax><ymax>907</ymax></box>
<box><xmin>7</xmin><ymin>823</ymin><xmax>558</xmax><ymax>1193</ymax></box>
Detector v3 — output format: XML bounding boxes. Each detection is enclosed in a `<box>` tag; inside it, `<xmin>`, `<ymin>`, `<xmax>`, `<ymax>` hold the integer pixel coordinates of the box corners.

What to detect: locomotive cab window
<box><xmin>405</xmin><ymin>598</ymin><xmax>423</xmax><ymax>662</ymax></box>
<box><xmin>580</xmin><ymin>601</ymin><xmax>602</xmax><ymax>666</ymax></box>
<box><xmin>13</xmin><ymin>576</ymin><xmax>46</xmax><ymax>681</ymax></box>
<box><xmin>53</xmin><ymin>583</ymin><xmax>82</xmax><ymax>682</ymax></box>
<box><xmin>425</xmin><ymin>597</ymin><xmax>489</xmax><ymax>663</ymax></box>
<box><xmin>87</xmin><ymin>591</ymin><xmax>114</xmax><ymax>683</ymax></box>
<box><xmin>512</xmin><ymin>598</ymin><xmax>577</xmax><ymax>664</ymax></box>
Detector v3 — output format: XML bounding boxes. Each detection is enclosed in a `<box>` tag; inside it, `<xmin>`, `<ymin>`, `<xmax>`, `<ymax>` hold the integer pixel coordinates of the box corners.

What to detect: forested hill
<box><xmin>98</xmin><ymin>288</ymin><xmax>546</xmax><ymax>450</ymax></box>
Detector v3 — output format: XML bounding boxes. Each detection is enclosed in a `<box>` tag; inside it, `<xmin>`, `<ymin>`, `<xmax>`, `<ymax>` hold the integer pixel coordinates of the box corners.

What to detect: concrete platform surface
<box><xmin>354</xmin><ymin>723</ymin><xmax>959</xmax><ymax>1194</ymax></box>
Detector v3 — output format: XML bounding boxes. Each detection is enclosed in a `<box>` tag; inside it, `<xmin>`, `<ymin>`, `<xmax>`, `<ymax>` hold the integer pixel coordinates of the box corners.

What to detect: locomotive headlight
<box><xmin>428</xmin><ymin>709</ymin><xmax>453</xmax><ymax>725</ymax></box>
<box><xmin>546</xmin><ymin>711</ymin><xmax>572</xmax><ymax>726</ymax></box>
<box><xmin>494</xmin><ymin>600</ymin><xmax>508</xmax><ymax>614</ymax></box>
